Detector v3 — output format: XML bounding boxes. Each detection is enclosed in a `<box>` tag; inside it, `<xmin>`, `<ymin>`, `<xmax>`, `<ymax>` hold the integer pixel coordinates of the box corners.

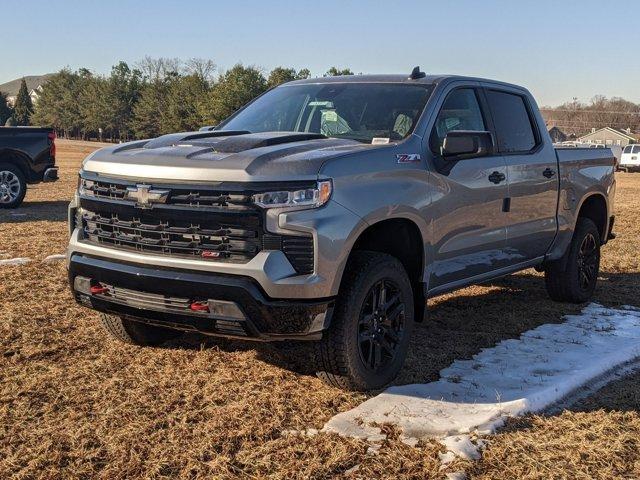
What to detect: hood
<box><xmin>82</xmin><ymin>131</ymin><xmax>376</xmax><ymax>182</ymax></box>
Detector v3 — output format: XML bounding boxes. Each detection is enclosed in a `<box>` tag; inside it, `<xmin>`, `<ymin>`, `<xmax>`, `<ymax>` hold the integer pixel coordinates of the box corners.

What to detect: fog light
<box><xmin>207</xmin><ymin>300</ymin><xmax>246</xmax><ymax>320</ymax></box>
<box><xmin>74</xmin><ymin>276</ymin><xmax>91</xmax><ymax>295</ymax></box>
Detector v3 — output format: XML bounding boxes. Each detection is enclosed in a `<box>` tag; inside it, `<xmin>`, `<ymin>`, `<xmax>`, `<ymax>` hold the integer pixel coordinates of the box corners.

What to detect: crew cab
<box><xmin>67</xmin><ymin>68</ymin><xmax>616</xmax><ymax>390</ymax></box>
<box><xmin>0</xmin><ymin>126</ymin><xmax>58</xmax><ymax>208</ymax></box>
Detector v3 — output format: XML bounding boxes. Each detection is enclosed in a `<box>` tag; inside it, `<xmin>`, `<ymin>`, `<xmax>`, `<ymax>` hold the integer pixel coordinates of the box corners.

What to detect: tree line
<box><xmin>8</xmin><ymin>60</ymin><xmax>637</xmax><ymax>141</ymax></box>
<box><xmin>3</xmin><ymin>57</ymin><xmax>354</xmax><ymax>141</ymax></box>
<box><xmin>541</xmin><ymin>96</ymin><xmax>640</xmax><ymax>137</ymax></box>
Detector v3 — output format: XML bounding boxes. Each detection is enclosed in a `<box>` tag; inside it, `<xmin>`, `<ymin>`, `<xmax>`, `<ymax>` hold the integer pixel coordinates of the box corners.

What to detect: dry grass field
<box><xmin>1</xmin><ymin>139</ymin><xmax>640</xmax><ymax>479</ymax></box>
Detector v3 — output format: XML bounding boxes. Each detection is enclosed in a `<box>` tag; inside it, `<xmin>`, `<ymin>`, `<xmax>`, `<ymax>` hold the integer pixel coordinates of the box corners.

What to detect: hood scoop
<box><xmin>211</xmin><ymin>132</ymin><xmax>327</xmax><ymax>153</ymax></box>
<box><xmin>144</xmin><ymin>130</ymin><xmax>249</xmax><ymax>149</ymax></box>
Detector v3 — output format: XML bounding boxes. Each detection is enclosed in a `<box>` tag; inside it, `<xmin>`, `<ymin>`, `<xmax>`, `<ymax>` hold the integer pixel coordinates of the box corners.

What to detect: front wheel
<box><xmin>545</xmin><ymin>217</ymin><xmax>601</xmax><ymax>303</ymax></box>
<box><xmin>0</xmin><ymin>163</ymin><xmax>27</xmax><ymax>209</ymax></box>
<box><xmin>311</xmin><ymin>251</ymin><xmax>414</xmax><ymax>391</ymax></box>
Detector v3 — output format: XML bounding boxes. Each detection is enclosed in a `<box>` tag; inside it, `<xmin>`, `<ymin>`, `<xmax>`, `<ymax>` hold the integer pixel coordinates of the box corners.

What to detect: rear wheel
<box><xmin>545</xmin><ymin>217</ymin><xmax>601</xmax><ymax>303</ymax></box>
<box><xmin>311</xmin><ymin>251</ymin><xmax>414</xmax><ymax>391</ymax></box>
<box><xmin>0</xmin><ymin>163</ymin><xmax>27</xmax><ymax>209</ymax></box>
<box><xmin>99</xmin><ymin>313</ymin><xmax>181</xmax><ymax>346</ymax></box>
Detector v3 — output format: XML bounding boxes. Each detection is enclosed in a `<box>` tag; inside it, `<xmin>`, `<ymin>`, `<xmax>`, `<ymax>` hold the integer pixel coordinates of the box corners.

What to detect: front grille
<box><xmin>77</xmin><ymin>175</ymin><xmax>315</xmax><ymax>273</ymax></box>
<box><xmin>81</xmin><ymin>205</ymin><xmax>260</xmax><ymax>262</ymax></box>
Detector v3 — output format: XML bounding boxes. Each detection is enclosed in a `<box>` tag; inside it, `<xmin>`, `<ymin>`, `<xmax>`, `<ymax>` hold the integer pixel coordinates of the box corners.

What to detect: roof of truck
<box><xmin>285</xmin><ymin>74</ymin><xmax>528</xmax><ymax>92</ymax></box>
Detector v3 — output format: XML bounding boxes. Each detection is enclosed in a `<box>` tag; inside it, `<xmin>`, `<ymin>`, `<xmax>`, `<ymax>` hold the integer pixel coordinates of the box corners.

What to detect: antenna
<box><xmin>408</xmin><ymin>66</ymin><xmax>426</xmax><ymax>80</ymax></box>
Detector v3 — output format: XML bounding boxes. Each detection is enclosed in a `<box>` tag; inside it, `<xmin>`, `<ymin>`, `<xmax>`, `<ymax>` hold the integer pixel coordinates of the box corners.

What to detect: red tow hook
<box><xmin>90</xmin><ymin>284</ymin><xmax>109</xmax><ymax>295</ymax></box>
<box><xmin>189</xmin><ymin>301</ymin><xmax>210</xmax><ymax>313</ymax></box>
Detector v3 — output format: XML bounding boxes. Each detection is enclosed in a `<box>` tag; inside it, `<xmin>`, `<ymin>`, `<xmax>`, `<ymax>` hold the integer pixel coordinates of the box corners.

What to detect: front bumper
<box><xmin>69</xmin><ymin>254</ymin><xmax>334</xmax><ymax>341</ymax></box>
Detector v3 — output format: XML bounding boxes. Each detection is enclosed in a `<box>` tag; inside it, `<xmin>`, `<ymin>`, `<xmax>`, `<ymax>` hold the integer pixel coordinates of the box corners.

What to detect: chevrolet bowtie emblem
<box><xmin>125</xmin><ymin>185</ymin><xmax>170</xmax><ymax>208</ymax></box>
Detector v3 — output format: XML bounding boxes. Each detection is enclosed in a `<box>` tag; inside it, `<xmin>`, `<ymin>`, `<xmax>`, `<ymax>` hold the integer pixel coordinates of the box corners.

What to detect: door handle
<box><xmin>543</xmin><ymin>168</ymin><xmax>556</xmax><ymax>178</ymax></box>
<box><xmin>488</xmin><ymin>171</ymin><xmax>506</xmax><ymax>184</ymax></box>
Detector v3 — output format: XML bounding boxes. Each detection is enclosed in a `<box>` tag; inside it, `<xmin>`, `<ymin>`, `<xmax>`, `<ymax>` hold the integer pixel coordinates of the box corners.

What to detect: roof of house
<box><xmin>0</xmin><ymin>74</ymin><xmax>54</xmax><ymax>97</ymax></box>
<box><xmin>577</xmin><ymin>126</ymin><xmax>637</xmax><ymax>141</ymax></box>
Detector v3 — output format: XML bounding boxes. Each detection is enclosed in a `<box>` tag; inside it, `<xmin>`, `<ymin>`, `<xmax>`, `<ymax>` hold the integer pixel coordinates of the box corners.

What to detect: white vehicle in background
<box><xmin>619</xmin><ymin>144</ymin><xmax>640</xmax><ymax>172</ymax></box>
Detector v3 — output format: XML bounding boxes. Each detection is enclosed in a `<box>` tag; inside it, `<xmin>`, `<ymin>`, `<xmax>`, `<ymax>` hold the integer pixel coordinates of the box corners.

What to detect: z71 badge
<box><xmin>396</xmin><ymin>154</ymin><xmax>421</xmax><ymax>164</ymax></box>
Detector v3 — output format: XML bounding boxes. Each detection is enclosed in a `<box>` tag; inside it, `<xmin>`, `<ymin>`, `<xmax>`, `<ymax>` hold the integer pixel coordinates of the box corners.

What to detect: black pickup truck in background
<box><xmin>0</xmin><ymin>126</ymin><xmax>58</xmax><ymax>208</ymax></box>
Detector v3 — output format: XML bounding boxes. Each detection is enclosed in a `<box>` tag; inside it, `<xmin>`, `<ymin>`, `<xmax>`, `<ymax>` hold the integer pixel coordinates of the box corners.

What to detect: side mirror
<box><xmin>199</xmin><ymin>125</ymin><xmax>218</xmax><ymax>132</ymax></box>
<box><xmin>442</xmin><ymin>131</ymin><xmax>493</xmax><ymax>159</ymax></box>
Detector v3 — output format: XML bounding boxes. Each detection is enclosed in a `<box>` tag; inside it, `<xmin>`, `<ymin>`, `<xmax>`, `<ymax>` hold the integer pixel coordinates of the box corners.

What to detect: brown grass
<box><xmin>1</xmin><ymin>139</ymin><xmax>639</xmax><ymax>478</ymax></box>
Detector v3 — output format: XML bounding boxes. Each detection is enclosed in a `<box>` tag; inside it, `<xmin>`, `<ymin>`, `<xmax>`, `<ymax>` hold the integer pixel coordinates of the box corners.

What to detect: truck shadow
<box><xmin>0</xmin><ymin>201</ymin><xmax>69</xmax><ymax>223</ymax></box>
<box><xmin>164</xmin><ymin>269</ymin><xmax>640</xmax><ymax>388</ymax></box>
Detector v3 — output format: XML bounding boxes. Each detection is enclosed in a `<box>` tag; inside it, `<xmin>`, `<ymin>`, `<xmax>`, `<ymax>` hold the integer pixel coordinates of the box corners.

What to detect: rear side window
<box><xmin>486</xmin><ymin>90</ymin><xmax>537</xmax><ymax>153</ymax></box>
<box><xmin>633</xmin><ymin>145</ymin><xmax>640</xmax><ymax>154</ymax></box>
<box><xmin>623</xmin><ymin>145</ymin><xmax>633</xmax><ymax>153</ymax></box>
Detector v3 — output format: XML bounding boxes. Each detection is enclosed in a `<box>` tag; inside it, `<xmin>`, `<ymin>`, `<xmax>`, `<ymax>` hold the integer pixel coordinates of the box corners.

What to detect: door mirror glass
<box><xmin>442</xmin><ymin>130</ymin><xmax>494</xmax><ymax>158</ymax></box>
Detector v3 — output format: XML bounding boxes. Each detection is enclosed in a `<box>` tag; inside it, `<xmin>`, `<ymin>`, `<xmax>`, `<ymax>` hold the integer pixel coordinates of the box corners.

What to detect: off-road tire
<box><xmin>311</xmin><ymin>251</ymin><xmax>414</xmax><ymax>391</ymax></box>
<box><xmin>545</xmin><ymin>217</ymin><xmax>601</xmax><ymax>303</ymax></box>
<box><xmin>99</xmin><ymin>313</ymin><xmax>181</xmax><ymax>346</ymax></box>
<box><xmin>0</xmin><ymin>163</ymin><xmax>27</xmax><ymax>209</ymax></box>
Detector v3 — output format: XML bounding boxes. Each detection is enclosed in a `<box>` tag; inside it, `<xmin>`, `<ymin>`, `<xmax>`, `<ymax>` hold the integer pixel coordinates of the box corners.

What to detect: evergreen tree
<box><xmin>13</xmin><ymin>79</ymin><xmax>33</xmax><ymax>125</ymax></box>
<box><xmin>204</xmin><ymin>65</ymin><xmax>267</xmax><ymax>125</ymax></box>
<box><xmin>132</xmin><ymin>74</ymin><xmax>177</xmax><ymax>138</ymax></box>
<box><xmin>105</xmin><ymin>62</ymin><xmax>143</xmax><ymax>140</ymax></box>
<box><xmin>324</xmin><ymin>67</ymin><xmax>354</xmax><ymax>77</ymax></box>
<box><xmin>31</xmin><ymin>69</ymin><xmax>82</xmax><ymax>137</ymax></box>
<box><xmin>0</xmin><ymin>92</ymin><xmax>13</xmax><ymax>125</ymax></box>
<box><xmin>163</xmin><ymin>73</ymin><xmax>211</xmax><ymax>133</ymax></box>
<box><xmin>267</xmin><ymin>67</ymin><xmax>311</xmax><ymax>88</ymax></box>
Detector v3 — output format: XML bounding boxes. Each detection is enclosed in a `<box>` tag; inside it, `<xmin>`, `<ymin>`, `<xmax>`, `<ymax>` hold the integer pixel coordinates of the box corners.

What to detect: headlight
<box><xmin>253</xmin><ymin>180</ymin><xmax>332</xmax><ymax>209</ymax></box>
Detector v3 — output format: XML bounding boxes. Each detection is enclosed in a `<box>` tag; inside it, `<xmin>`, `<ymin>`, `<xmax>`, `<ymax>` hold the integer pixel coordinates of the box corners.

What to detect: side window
<box><xmin>486</xmin><ymin>90</ymin><xmax>537</xmax><ymax>153</ymax></box>
<box><xmin>633</xmin><ymin>145</ymin><xmax>640</xmax><ymax>154</ymax></box>
<box><xmin>430</xmin><ymin>88</ymin><xmax>486</xmax><ymax>154</ymax></box>
<box><xmin>623</xmin><ymin>145</ymin><xmax>632</xmax><ymax>153</ymax></box>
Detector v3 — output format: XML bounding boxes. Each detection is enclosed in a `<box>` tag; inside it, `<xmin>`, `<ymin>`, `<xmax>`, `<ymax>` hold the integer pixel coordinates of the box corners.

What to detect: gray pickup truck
<box><xmin>67</xmin><ymin>68</ymin><xmax>616</xmax><ymax>390</ymax></box>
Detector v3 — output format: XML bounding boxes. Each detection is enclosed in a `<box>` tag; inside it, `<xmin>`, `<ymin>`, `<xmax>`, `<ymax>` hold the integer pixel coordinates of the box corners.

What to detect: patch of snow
<box><xmin>545</xmin><ymin>357</ymin><xmax>640</xmax><ymax>414</ymax></box>
<box><xmin>43</xmin><ymin>254</ymin><xmax>66</xmax><ymax>263</ymax></box>
<box><xmin>438</xmin><ymin>451</ymin><xmax>458</xmax><ymax>465</ymax></box>
<box><xmin>323</xmin><ymin>304</ymin><xmax>640</xmax><ymax>448</ymax></box>
<box><xmin>0</xmin><ymin>257</ymin><xmax>32</xmax><ymax>266</ymax></box>
<box><xmin>440</xmin><ymin>435</ymin><xmax>482</xmax><ymax>461</ymax></box>
<box><xmin>344</xmin><ymin>464</ymin><xmax>360</xmax><ymax>476</ymax></box>
<box><xmin>445</xmin><ymin>473</ymin><xmax>467</xmax><ymax>480</ymax></box>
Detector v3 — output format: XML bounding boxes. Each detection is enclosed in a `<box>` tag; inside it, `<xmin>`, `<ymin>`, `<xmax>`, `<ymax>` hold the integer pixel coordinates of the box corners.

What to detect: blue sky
<box><xmin>1</xmin><ymin>0</ymin><xmax>639</xmax><ymax>106</ymax></box>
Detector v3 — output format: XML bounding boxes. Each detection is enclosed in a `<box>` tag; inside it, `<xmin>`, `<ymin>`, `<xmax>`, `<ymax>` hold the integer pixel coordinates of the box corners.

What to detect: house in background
<box><xmin>548</xmin><ymin>126</ymin><xmax>568</xmax><ymax>143</ymax></box>
<box><xmin>576</xmin><ymin>127</ymin><xmax>637</xmax><ymax>147</ymax></box>
<box><xmin>0</xmin><ymin>74</ymin><xmax>53</xmax><ymax>107</ymax></box>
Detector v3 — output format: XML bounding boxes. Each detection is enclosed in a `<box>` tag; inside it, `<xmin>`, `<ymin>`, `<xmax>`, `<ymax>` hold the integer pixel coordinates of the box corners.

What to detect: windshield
<box><xmin>219</xmin><ymin>83</ymin><xmax>433</xmax><ymax>143</ymax></box>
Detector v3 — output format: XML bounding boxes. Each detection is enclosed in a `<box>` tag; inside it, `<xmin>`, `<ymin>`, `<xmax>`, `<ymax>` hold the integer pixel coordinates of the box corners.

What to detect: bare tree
<box><xmin>136</xmin><ymin>56</ymin><xmax>182</xmax><ymax>81</ymax></box>
<box><xmin>184</xmin><ymin>58</ymin><xmax>216</xmax><ymax>82</ymax></box>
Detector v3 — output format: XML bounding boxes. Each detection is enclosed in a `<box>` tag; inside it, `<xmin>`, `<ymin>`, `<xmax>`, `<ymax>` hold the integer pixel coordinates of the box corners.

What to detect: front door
<box><xmin>426</xmin><ymin>86</ymin><xmax>510</xmax><ymax>291</ymax></box>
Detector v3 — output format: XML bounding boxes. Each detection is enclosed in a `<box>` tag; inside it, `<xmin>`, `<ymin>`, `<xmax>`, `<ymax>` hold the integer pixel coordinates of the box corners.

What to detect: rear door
<box><xmin>483</xmin><ymin>86</ymin><xmax>559</xmax><ymax>261</ymax></box>
<box><xmin>425</xmin><ymin>84</ymin><xmax>510</xmax><ymax>291</ymax></box>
